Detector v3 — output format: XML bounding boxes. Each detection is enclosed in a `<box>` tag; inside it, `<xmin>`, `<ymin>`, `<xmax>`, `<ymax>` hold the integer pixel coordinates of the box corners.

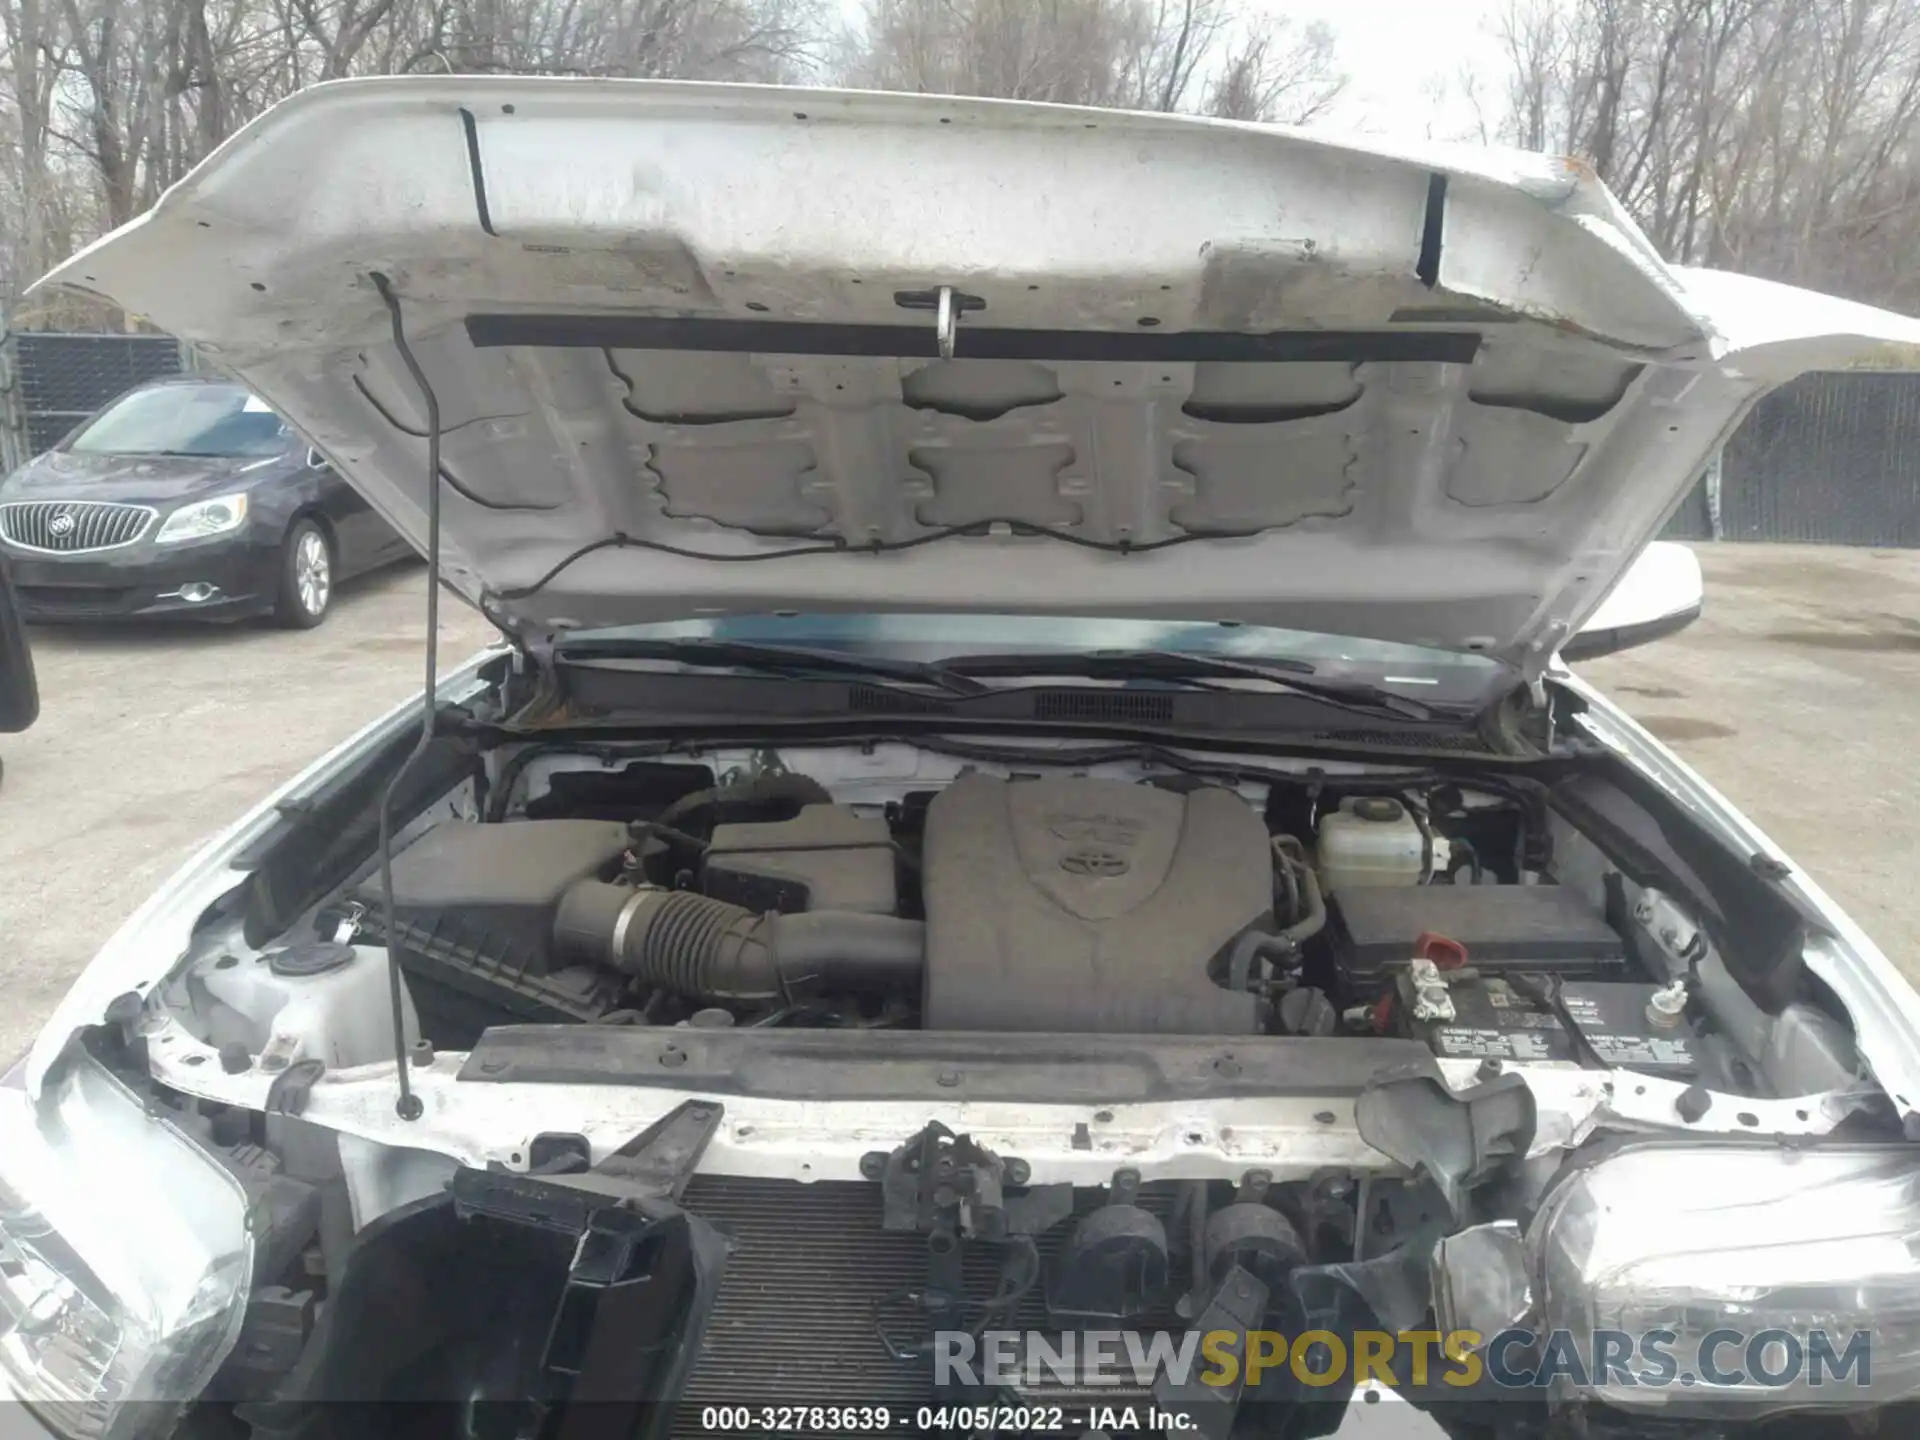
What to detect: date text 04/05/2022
<box><xmin>696</xmin><ymin>1405</ymin><xmax>1198</xmax><ymax>1432</ymax></box>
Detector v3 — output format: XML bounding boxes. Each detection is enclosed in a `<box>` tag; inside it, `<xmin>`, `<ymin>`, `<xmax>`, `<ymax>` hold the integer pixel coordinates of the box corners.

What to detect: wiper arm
<box><xmin>551</xmin><ymin>637</ymin><xmax>992</xmax><ymax>697</ymax></box>
<box><xmin>945</xmin><ymin>649</ymin><xmax>1439</xmax><ymax>720</ymax></box>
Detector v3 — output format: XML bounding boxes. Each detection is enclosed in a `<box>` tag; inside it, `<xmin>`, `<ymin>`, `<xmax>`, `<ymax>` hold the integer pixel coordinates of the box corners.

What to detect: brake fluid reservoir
<box><xmin>1317</xmin><ymin>796</ymin><xmax>1424</xmax><ymax>892</ymax></box>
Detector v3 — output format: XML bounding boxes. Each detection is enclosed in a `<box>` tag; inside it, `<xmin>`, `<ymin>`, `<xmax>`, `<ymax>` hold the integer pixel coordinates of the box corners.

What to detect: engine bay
<box><xmin>109</xmin><ymin>734</ymin><xmax>1895</xmax><ymax>1436</ymax></box>
<box><xmin>313</xmin><ymin>740</ymin><xmax>1825</xmax><ymax>1095</ymax></box>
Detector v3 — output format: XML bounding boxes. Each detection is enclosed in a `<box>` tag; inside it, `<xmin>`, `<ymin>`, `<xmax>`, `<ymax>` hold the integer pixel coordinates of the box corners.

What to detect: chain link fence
<box><xmin>1661</xmin><ymin>374</ymin><xmax>1920</xmax><ymax>546</ymax></box>
<box><xmin>1726</xmin><ymin>373</ymin><xmax>1920</xmax><ymax>545</ymax></box>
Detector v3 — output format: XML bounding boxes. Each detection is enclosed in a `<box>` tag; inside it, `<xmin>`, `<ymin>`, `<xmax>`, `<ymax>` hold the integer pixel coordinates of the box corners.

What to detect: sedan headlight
<box><xmin>153</xmin><ymin>494</ymin><xmax>247</xmax><ymax>545</ymax></box>
<box><xmin>0</xmin><ymin>1057</ymin><xmax>252</xmax><ymax>1438</ymax></box>
<box><xmin>1528</xmin><ymin>1143</ymin><xmax>1920</xmax><ymax>1415</ymax></box>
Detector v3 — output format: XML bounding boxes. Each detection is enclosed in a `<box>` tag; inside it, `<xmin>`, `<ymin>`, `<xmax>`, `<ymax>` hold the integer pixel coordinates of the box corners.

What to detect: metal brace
<box><xmin>509</xmin><ymin>1100</ymin><xmax>725</xmax><ymax>1206</ymax></box>
<box><xmin>935</xmin><ymin>285</ymin><xmax>958</xmax><ymax>359</ymax></box>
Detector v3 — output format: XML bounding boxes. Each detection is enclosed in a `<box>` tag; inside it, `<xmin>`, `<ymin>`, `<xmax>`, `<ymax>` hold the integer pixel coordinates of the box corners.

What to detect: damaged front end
<box><xmin>157</xmin><ymin>1034</ymin><xmax>1511</xmax><ymax>1440</ymax></box>
<box><xmin>10</xmin><ymin>677</ymin><xmax>1920</xmax><ymax>1439</ymax></box>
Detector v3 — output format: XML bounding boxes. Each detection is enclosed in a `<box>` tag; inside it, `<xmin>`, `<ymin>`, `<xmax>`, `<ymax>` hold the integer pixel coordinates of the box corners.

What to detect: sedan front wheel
<box><xmin>273</xmin><ymin>518</ymin><xmax>333</xmax><ymax>629</ymax></box>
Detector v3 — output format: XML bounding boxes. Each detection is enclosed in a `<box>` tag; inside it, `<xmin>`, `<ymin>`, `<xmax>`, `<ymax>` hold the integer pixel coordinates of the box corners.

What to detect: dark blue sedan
<box><xmin>0</xmin><ymin>376</ymin><xmax>413</xmax><ymax>626</ymax></box>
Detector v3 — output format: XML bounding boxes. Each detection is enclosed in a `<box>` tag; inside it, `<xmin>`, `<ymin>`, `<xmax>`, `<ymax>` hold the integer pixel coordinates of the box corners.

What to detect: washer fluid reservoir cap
<box><xmin>1352</xmin><ymin>797</ymin><xmax>1406</xmax><ymax>823</ymax></box>
<box><xmin>267</xmin><ymin>941</ymin><xmax>357</xmax><ymax>978</ymax></box>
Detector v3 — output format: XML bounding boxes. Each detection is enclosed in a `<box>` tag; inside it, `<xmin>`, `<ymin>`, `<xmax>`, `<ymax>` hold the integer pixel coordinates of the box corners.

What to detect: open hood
<box><xmin>36</xmin><ymin>78</ymin><xmax>1920</xmax><ymax>673</ymax></box>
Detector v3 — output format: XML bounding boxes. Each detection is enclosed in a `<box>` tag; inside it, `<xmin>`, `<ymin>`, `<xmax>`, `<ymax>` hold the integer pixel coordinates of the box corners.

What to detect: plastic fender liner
<box><xmin>237</xmin><ymin>1168</ymin><xmax>731</xmax><ymax>1438</ymax></box>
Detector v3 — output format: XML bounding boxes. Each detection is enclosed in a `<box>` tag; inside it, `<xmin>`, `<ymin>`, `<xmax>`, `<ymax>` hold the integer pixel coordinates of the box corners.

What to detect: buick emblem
<box><xmin>1060</xmin><ymin>847</ymin><xmax>1129</xmax><ymax>877</ymax></box>
<box><xmin>48</xmin><ymin>509</ymin><xmax>75</xmax><ymax>536</ymax></box>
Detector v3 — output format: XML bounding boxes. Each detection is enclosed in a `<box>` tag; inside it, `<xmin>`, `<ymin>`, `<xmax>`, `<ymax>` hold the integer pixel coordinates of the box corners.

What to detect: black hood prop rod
<box><xmin>369</xmin><ymin>270</ymin><xmax>443</xmax><ymax>1123</ymax></box>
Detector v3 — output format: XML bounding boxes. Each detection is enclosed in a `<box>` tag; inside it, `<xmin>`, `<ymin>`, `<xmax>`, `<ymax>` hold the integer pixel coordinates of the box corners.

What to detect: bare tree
<box><xmin>1493</xmin><ymin>0</ymin><xmax>1920</xmax><ymax>312</ymax></box>
<box><xmin>295</xmin><ymin>0</ymin><xmax>402</xmax><ymax>78</ymax></box>
<box><xmin>1203</xmin><ymin>17</ymin><xmax>1343</xmax><ymax>123</ymax></box>
<box><xmin>58</xmin><ymin>0</ymin><xmax>169</xmax><ymax>227</ymax></box>
<box><xmin>0</xmin><ymin>0</ymin><xmax>1342</xmax><ymax>320</ymax></box>
<box><xmin>0</xmin><ymin>0</ymin><xmax>69</xmax><ymax>291</ymax></box>
<box><xmin>393</xmin><ymin>0</ymin><xmax>819</xmax><ymax>80</ymax></box>
<box><xmin>0</xmin><ymin>0</ymin><xmax>824</xmax><ymax>314</ymax></box>
<box><xmin>1129</xmin><ymin>0</ymin><xmax>1231</xmax><ymax>111</ymax></box>
<box><xmin>850</xmin><ymin>0</ymin><xmax>1148</xmax><ymax>106</ymax></box>
<box><xmin>844</xmin><ymin>0</ymin><xmax>1344</xmax><ymax>119</ymax></box>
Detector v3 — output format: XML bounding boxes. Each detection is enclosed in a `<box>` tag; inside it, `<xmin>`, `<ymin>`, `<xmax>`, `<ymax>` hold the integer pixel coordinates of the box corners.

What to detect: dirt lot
<box><xmin>2</xmin><ymin>542</ymin><xmax>1917</xmax><ymax>1064</ymax></box>
<box><xmin>0</xmin><ymin>563</ymin><xmax>497</xmax><ymax>1063</ymax></box>
<box><xmin>1581</xmin><ymin>543</ymin><xmax>1920</xmax><ymax>963</ymax></box>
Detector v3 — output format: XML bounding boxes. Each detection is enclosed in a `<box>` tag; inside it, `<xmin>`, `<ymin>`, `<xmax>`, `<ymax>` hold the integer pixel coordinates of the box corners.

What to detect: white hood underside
<box><xmin>37</xmin><ymin>78</ymin><xmax>1920</xmax><ymax>670</ymax></box>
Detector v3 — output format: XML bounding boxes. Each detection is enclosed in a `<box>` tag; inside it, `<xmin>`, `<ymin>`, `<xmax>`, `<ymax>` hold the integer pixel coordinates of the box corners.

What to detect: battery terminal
<box><xmin>1646</xmin><ymin>979</ymin><xmax>1690</xmax><ymax>1029</ymax></box>
<box><xmin>1408</xmin><ymin>958</ymin><xmax>1457</xmax><ymax>1023</ymax></box>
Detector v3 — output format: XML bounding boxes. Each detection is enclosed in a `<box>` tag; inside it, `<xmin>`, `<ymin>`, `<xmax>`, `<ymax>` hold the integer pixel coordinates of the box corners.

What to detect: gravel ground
<box><xmin>2</xmin><ymin>542</ymin><xmax>1916</xmax><ymax>1063</ymax></box>
<box><xmin>0</xmin><ymin>561</ymin><xmax>497</xmax><ymax>1063</ymax></box>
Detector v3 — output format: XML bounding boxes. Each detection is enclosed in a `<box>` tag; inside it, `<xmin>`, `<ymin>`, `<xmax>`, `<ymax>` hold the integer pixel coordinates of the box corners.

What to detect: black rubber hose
<box><xmin>554</xmin><ymin>881</ymin><xmax>924</xmax><ymax>1002</ymax></box>
<box><xmin>1407</xmin><ymin>800</ymin><xmax>1438</xmax><ymax>883</ymax></box>
<box><xmin>1227</xmin><ymin>839</ymin><xmax>1328</xmax><ymax>992</ymax></box>
<box><xmin>1271</xmin><ymin>837</ymin><xmax>1326</xmax><ymax>946</ymax></box>
<box><xmin>658</xmin><ymin>772</ymin><xmax>832</xmax><ymax>836</ymax></box>
<box><xmin>1227</xmin><ymin>929</ymin><xmax>1296</xmax><ymax>993</ymax></box>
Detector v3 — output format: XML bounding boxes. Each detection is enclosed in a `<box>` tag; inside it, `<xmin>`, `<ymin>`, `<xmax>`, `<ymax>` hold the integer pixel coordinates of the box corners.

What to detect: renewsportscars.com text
<box><xmin>934</xmin><ymin>1327</ymin><xmax>1873</xmax><ymax>1393</ymax></box>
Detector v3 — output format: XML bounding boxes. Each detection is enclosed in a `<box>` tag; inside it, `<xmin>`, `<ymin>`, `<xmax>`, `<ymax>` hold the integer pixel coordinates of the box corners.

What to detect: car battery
<box><xmin>1404</xmin><ymin>973</ymin><xmax>1701</xmax><ymax>1075</ymax></box>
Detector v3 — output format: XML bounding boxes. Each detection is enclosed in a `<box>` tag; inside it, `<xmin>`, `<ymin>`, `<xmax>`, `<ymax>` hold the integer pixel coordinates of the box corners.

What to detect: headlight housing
<box><xmin>153</xmin><ymin>494</ymin><xmax>247</xmax><ymax>545</ymax></box>
<box><xmin>1529</xmin><ymin>1143</ymin><xmax>1920</xmax><ymax>1415</ymax></box>
<box><xmin>0</xmin><ymin>1057</ymin><xmax>252</xmax><ymax>1438</ymax></box>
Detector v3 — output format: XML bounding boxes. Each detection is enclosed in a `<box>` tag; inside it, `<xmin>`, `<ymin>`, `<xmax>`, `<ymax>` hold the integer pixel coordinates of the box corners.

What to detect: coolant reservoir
<box><xmin>1317</xmin><ymin>796</ymin><xmax>1424</xmax><ymax>892</ymax></box>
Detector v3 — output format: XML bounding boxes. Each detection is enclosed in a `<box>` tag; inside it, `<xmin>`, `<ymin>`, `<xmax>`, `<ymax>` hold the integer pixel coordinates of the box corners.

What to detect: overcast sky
<box><xmin>1277</xmin><ymin>0</ymin><xmax>1509</xmax><ymax>139</ymax></box>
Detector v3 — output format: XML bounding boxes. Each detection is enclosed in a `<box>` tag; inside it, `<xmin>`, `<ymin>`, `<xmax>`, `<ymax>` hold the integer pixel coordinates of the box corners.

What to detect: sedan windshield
<box><xmin>565</xmin><ymin>613</ymin><xmax>1510</xmax><ymax>710</ymax></box>
<box><xmin>67</xmin><ymin>383</ymin><xmax>290</xmax><ymax>459</ymax></box>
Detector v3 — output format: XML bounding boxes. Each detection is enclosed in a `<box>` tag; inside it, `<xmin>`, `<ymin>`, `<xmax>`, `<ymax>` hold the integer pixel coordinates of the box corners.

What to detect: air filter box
<box><xmin>352</xmin><ymin>819</ymin><xmax>631</xmax><ymax>978</ymax></box>
<box><xmin>703</xmin><ymin>804</ymin><xmax>898</xmax><ymax>915</ymax></box>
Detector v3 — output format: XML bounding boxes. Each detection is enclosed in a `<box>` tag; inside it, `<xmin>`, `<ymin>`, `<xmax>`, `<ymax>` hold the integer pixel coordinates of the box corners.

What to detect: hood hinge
<box><xmin>1520</xmin><ymin>619</ymin><xmax>1572</xmax><ymax>703</ymax></box>
<box><xmin>510</xmin><ymin>622</ymin><xmax>561</xmax><ymax>675</ymax></box>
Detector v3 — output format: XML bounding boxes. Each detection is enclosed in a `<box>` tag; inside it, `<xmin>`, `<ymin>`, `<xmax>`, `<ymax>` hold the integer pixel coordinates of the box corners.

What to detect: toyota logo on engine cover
<box><xmin>1060</xmin><ymin>847</ymin><xmax>1129</xmax><ymax>876</ymax></box>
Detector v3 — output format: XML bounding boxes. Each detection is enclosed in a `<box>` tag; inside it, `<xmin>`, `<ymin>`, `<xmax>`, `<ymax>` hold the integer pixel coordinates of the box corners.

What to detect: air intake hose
<box><xmin>554</xmin><ymin>881</ymin><xmax>925</xmax><ymax>1003</ymax></box>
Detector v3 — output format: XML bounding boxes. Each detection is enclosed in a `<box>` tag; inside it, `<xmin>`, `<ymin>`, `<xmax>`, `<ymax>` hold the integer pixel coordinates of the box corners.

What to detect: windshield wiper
<box><xmin>943</xmin><ymin>649</ymin><xmax>1440</xmax><ymax>721</ymax></box>
<box><xmin>552</xmin><ymin>637</ymin><xmax>992</xmax><ymax>697</ymax></box>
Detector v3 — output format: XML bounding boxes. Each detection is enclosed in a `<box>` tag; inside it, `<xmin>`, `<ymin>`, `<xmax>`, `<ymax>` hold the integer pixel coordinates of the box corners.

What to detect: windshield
<box><xmin>67</xmin><ymin>383</ymin><xmax>291</xmax><ymax>459</ymax></box>
<box><xmin>565</xmin><ymin>614</ymin><xmax>1510</xmax><ymax>708</ymax></box>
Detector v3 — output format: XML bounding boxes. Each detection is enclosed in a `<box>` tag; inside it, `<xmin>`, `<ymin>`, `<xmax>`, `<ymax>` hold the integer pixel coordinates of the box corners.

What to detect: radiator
<box><xmin>671</xmin><ymin>1176</ymin><xmax>1179</xmax><ymax>1431</ymax></box>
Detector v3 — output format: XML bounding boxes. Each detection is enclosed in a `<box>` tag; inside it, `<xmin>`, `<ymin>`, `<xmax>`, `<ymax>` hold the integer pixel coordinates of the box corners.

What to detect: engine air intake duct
<box><xmin>554</xmin><ymin>881</ymin><xmax>924</xmax><ymax>1003</ymax></box>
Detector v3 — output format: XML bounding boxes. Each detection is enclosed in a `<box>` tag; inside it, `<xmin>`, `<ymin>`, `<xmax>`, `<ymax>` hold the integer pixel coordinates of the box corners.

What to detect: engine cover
<box><xmin>921</xmin><ymin>774</ymin><xmax>1267</xmax><ymax>1033</ymax></box>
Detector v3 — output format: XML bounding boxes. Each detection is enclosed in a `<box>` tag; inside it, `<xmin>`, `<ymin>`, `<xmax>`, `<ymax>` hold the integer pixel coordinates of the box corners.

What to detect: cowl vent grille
<box><xmin>1311</xmin><ymin>727</ymin><xmax>1489</xmax><ymax>752</ymax></box>
<box><xmin>1030</xmin><ymin>688</ymin><xmax>1175</xmax><ymax>723</ymax></box>
<box><xmin>848</xmin><ymin>684</ymin><xmax>951</xmax><ymax>715</ymax></box>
